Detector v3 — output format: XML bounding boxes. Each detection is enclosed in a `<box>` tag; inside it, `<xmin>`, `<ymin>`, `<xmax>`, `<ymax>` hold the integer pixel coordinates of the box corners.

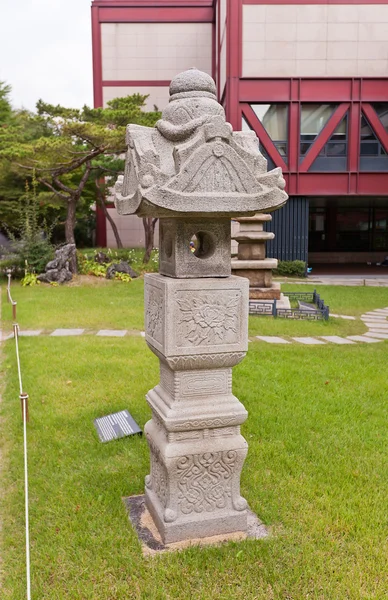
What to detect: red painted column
<box><xmin>95</xmin><ymin>204</ymin><xmax>107</xmax><ymax>248</ymax></box>
<box><xmin>225</xmin><ymin>0</ymin><xmax>242</xmax><ymax>130</ymax></box>
<box><xmin>288</xmin><ymin>79</ymin><xmax>300</xmax><ymax>196</ymax></box>
<box><xmin>348</xmin><ymin>79</ymin><xmax>361</xmax><ymax>194</ymax></box>
<box><xmin>91</xmin><ymin>6</ymin><xmax>103</xmax><ymax>108</ymax></box>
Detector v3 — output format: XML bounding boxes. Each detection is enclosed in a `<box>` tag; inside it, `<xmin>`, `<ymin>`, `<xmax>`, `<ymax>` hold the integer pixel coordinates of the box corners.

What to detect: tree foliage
<box><xmin>0</xmin><ymin>81</ymin><xmax>12</xmax><ymax>125</ymax></box>
<box><xmin>0</xmin><ymin>91</ymin><xmax>161</xmax><ymax>265</ymax></box>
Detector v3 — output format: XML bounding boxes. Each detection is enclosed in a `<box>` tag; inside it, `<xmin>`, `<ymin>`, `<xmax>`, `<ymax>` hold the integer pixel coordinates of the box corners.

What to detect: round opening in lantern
<box><xmin>189</xmin><ymin>231</ymin><xmax>215</xmax><ymax>259</ymax></box>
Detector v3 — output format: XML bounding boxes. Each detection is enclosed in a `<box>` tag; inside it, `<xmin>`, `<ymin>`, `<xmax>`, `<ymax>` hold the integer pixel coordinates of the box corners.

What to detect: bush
<box><xmin>1</xmin><ymin>175</ymin><xmax>54</xmax><ymax>275</ymax></box>
<box><xmin>77</xmin><ymin>248</ymin><xmax>159</xmax><ymax>275</ymax></box>
<box><xmin>273</xmin><ymin>260</ymin><xmax>306</xmax><ymax>278</ymax></box>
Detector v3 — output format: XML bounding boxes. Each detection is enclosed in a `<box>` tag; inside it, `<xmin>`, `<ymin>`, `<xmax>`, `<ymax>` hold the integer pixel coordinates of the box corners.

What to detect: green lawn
<box><xmin>1</xmin><ymin>336</ymin><xmax>387</xmax><ymax>599</ymax></box>
<box><xmin>3</xmin><ymin>279</ymin><xmax>388</xmax><ymax>338</ymax></box>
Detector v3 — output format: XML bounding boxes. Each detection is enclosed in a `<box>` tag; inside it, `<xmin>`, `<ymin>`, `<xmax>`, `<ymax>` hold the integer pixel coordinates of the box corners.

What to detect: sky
<box><xmin>0</xmin><ymin>0</ymin><xmax>93</xmax><ymax>111</ymax></box>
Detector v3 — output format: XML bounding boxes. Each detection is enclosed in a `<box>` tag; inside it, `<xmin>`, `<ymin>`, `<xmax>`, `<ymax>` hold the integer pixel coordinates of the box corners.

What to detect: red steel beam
<box><xmin>348</xmin><ymin>96</ymin><xmax>361</xmax><ymax>175</ymax></box>
<box><xmin>98</xmin><ymin>7</ymin><xmax>213</xmax><ymax>22</ymax></box>
<box><xmin>362</xmin><ymin>103</ymin><xmax>388</xmax><ymax>155</ymax></box>
<box><xmin>243</xmin><ymin>0</ymin><xmax>388</xmax><ymax>4</ymax></box>
<box><xmin>225</xmin><ymin>0</ymin><xmax>242</xmax><ymax>130</ymax></box>
<box><xmin>299</xmin><ymin>103</ymin><xmax>350</xmax><ymax>173</ymax></box>
<box><xmin>102</xmin><ymin>80</ymin><xmax>171</xmax><ymax>87</ymax></box>
<box><xmin>93</xmin><ymin>0</ymin><xmax>213</xmax><ymax>6</ymax></box>
<box><xmin>91</xmin><ymin>6</ymin><xmax>103</xmax><ymax>107</ymax></box>
<box><xmin>240</xmin><ymin>79</ymin><xmax>388</xmax><ymax>103</ymax></box>
<box><xmin>241</xmin><ymin>104</ymin><xmax>288</xmax><ymax>172</ymax></box>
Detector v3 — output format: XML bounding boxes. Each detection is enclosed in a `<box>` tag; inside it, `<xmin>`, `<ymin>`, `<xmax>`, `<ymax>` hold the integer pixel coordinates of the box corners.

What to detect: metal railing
<box><xmin>6</xmin><ymin>268</ymin><xmax>17</xmax><ymax>321</ymax></box>
<box><xmin>249</xmin><ymin>289</ymin><xmax>330</xmax><ymax>321</ymax></box>
<box><xmin>5</xmin><ymin>271</ymin><xmax>31</xmax><ymax>600</ymax></box>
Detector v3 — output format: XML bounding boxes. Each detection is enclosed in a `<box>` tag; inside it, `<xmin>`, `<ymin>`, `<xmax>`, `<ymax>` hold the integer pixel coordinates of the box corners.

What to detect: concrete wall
<box><xmin>103</xmin><ymin>85</ymin><xmax>170</xmax><ymax>112</ymax></box>
<box><xmin>101</xmin><ymin>21</ymin><xmax>212</xmax><ymax>81</ymax></box>
<box><xmin>106</xmin><ymin>209</ymin><xmax>237</xmax><ymax>253</ymax></box>
<box><xmin>106</xmin><ymin>209</ymin><xmax>160</xmax><ymax>249</ymax></box>
<box><xmin>242</xmin><ymin>3</ymin><xmax>388</xmax><ymax>78</ymax></box>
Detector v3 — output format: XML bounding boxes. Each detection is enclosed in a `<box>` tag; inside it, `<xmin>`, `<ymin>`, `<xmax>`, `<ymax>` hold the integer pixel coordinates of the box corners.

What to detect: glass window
<box><xmin>360</xmin><ymin>114</ymin><xmax>388</xmax><ymax>171</ymax></box>
<box><xmin>373</xmin><ymin>209</ymin><xmax>388</xmax><ymax>251</ymax></box>
<box><xmin>241</xmin><ymin>116</ymin><xmax>276</xmax><ymax>169</ymax></box>
<box><xmin>250</xmin><ymin>104</ymin><xmax>288</xmax><ymax>159</ymax></box>
<box><xmin>335</xmin><ymin>208</ymin><xmax>371</xmax><ymax>251</ymax></box>
<box><xmin>373</xmin><ymin>103</ymin><xmax>388</xmax><ymax>132</ymax></box>
<box><xmin>306</xmin><ymin>117</ymin><xmax>348</xmax><ymax>172</ymax></box>
<box><xmin>360</xmin><ymin>116</ymin><xmax>385</xmax><ymax>156</ymax></box>
<box><xmin>336</xmin><ymin>209</ymin><xmax>370</xmax><ymax>232</ymax></box>
<box><xmin>300</xmin><ymin>104</ymin><xmax>336</xmax><ymax>155</ymax></box>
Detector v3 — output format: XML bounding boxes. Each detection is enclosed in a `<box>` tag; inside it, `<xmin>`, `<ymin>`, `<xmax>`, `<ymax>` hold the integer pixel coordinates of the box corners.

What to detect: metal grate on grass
<box><xmin>94</xmin><ymin>410</ymin><xmax>142</xmax><ymax>443</ymax></box>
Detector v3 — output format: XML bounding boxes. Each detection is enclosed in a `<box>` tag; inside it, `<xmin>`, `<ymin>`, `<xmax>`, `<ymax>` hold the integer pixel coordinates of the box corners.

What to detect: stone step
<box><xmin>366</xmin><ymin>332</ymin><xmax>388</xmax><ymax>339</ymax></box>
<box><xmin>292</xmin><ymin>337</ymin><xmax>326</xmax><ymax>345</ymax></box>
<box><xmin>346</xmin><ymin>335</ymin><xmax>382</xmax><ymax>343</ymax></box>
<box><xmin>255</xmin><ymin>336</ymin><xmax>290</xmax><ymax>344</ymax></box>
<box><xmin>320</xmin><ymin>336</ymin><xmax>355</xmax><ymax>345</ymax></box>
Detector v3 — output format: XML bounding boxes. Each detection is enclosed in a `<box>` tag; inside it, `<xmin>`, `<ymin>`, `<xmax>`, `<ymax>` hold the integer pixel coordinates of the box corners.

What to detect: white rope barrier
<box><xmin>9</xmin><ymin>273</ymin><xmax>31</xmax><ymax>600</ymax></box>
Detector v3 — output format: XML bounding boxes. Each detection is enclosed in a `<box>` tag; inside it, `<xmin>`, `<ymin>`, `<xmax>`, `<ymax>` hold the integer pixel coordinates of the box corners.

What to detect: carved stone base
<box><xmin>144</xmin><ymin>417</ymin><xmax>248</xmax><ymax>544</ymax></box>
<box><xmin>249</xmin><ymin>283</ymin><xmax>281</xmax><ymax>300</ymax></box>
<box><xmin>143</xmin><ymin>273</ymin><xmax>250</xmax><ymax>544</ymax></box>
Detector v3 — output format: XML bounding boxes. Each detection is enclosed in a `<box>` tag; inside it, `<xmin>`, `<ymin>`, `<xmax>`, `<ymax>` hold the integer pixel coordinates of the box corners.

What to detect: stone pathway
<box><xmin>1</xmin><ymin>308</ymin><xmax>388</xmax><ymax>347</ymax></box>
<box><xmin>253</xmin><ymin>307</ymin><xmax>388</xmax><ymax>346</ymax></box>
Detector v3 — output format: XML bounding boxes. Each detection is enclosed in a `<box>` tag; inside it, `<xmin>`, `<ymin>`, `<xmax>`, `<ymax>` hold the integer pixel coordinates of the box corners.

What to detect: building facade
<box><xmin>92</xmin><ymin>0</ymin><xmax>388</xmax><ymax>265</ymax></box>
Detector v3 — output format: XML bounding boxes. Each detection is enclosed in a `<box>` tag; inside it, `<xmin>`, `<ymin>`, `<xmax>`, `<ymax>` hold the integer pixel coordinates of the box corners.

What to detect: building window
<box><xmin>300</xmin><ymin>104</ymin><xmax>336</xmax><ymax>155</ymax></box>
<box><xmin>242</xmin><ymin>115</ymin><xmax>276</xmax><ymax>170</ymax></box>
<box><xmin>309</xmin><ymin>203</ymin><xmax>388</xmax><ymax>253</ymax></box>
<box><xmin>300</xmin><ymin>104</ymin><xmax>348</xmax><ymax>171</ymax></box>
<box><xmin>360</xmin><ymin>105</ymin><xmax>388</xmax><ymax>171</ymax></box>
<box><xmin>374</xmin><ymin>209</ymin><xmax>388</xmax><ymax>251</ymax></box>
<box><xmin>250</xmin><ymin>104</ymin><xmax>288</xmax><ymax>161</ymax></box>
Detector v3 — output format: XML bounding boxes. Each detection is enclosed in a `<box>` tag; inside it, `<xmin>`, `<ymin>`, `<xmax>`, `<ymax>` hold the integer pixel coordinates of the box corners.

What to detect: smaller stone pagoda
<box><xmin>231</xmin><ymin>214</ymin><xmax>290</xmax><ymax>307</ymax></box>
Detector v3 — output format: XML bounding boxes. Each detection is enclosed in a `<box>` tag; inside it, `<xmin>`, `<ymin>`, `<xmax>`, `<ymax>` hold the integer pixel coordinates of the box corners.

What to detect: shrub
<box><xmin>1</xmin><ymin>176</ymin><xmax>54</xmax><ymax>275</ymax></box>
<box><xmin>77</xmin><ymin>248</ymin><xmax>159</xmax><ymax>275</ymax></box>
<box><xmin>273</xmin><ymin>260</ymin><xmax>306</xmax><ymax>278</ymax></box>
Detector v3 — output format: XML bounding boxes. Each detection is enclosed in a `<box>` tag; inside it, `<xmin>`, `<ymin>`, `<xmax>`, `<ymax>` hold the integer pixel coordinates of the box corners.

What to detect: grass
<box><xmin>3</xmin><ymin>280</ymin><xmax>388</xmax><ymax>338</ymax></box>
<box><xmin>1</xmin><ymin>277</ymin><xmax>145</xmax><ymax>332</ymax></box>
<box><xmin>1</xmin><ymin>336</ymin><xmax>388</xmax><ymax>599</ymax></box>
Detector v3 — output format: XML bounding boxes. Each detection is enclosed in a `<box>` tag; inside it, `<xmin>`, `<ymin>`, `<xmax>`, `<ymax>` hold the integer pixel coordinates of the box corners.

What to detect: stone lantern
<box><xmin>115</xmin><ymin>69</ymin><xmax>287</xmax><ymax>544</ymax></box>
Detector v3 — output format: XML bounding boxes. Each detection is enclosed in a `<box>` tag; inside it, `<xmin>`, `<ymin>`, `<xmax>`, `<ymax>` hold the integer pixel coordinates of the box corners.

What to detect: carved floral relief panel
<box><xmin>175</xmin><ymin>291</ymin><xmax>242</xmax><ymax>347</ymax></box>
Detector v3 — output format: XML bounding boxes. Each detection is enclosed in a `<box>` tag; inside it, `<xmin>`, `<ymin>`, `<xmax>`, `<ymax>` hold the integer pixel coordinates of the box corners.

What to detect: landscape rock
<box><xmin>106</xmin><ymin>261</ymin><xmax>138</xmax><ymax>279</ymax></box>
<box><xmin>37</xmin><ymin>243</ymin><xmax>75</xmax><ymax>284</ymax></box>
<box><xmin>94</xmin><ymin>251</ymin><xmax>110</xmax><ymax>264</ymax></box>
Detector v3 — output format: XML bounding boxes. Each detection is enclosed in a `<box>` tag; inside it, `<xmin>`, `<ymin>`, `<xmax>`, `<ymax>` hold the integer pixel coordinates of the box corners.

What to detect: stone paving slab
<box><xmin>346</xmin><ymin>335</ymin><xmax>382</xmax><ymax>343</ymax></box>
<box><xmin>96</xmin><ymin>330</ymin><xmax>127</xmax><ymax>337</ymax></box>
<box><xmin>363</xmin><ymin>322</ymin><xmax>388</xmax><ymax>329</ymax></box>
<box><xmin>368</xmin><ymin>328</ymin><xmax>388</xmax><ymax>334</ymax></box>
<box><xmin>320</xmin><ymin>336</ymin><xmax>355</xmax><ymax>345</ymax></box>
<box><xmin>292</xmin><ymin>337</ymin><xmax>326</xmax><ymax>345</ymax></box>
<box><xmin>361</xmin><ymin>317</ymin><xmax>387</xmax><ymax>322</ymax></box>
<box><xmin>51</xmin><ymin>328</ymin><xmax>85</xmax><ymax>336</ymax></box>
<box><xmin>1</xmin><ymin>333</ymin><xmax>14</xmax><ymax>341</ymax></box>
<box><xmin>330</xmin><ymin>314</ymin><xmax>356</xmax><ymax>320</ymax></box>
<box><xmin>255</xmin><ymin>336</ymin><xmax>290</xmax><ymax>344</ymax></box>
<box><xmin>366</xmin><ymin>332</ymin><xmax>388</xmax><ymax>339</ymax></box>
<box><xmin>19</xmin><ymin>330</ymin><xmax>43</xmax><ymax>337</ymax></box>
